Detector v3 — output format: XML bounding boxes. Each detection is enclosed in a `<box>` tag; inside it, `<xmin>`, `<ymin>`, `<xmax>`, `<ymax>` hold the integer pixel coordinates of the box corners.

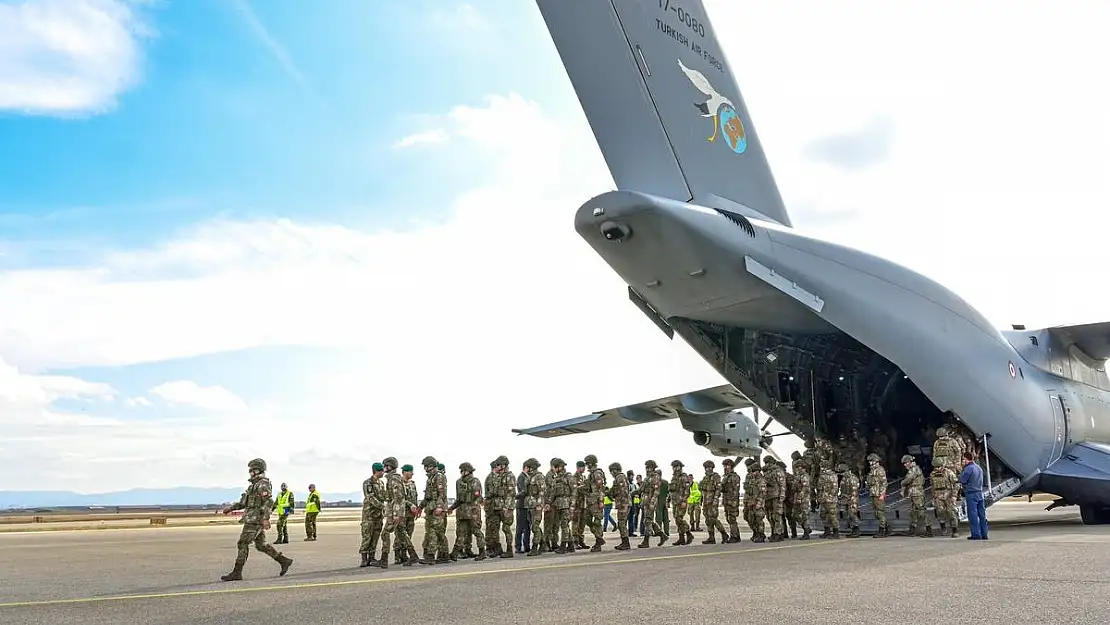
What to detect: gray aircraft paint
<box><xmin>525</xmin><ymin>0</ymin><xmax>1110</xmax><ymax>522</ymax></box>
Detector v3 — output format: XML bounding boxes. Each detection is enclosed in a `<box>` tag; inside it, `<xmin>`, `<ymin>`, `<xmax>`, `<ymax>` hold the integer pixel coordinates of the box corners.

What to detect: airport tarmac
<box><xmin>1</xmin><ymin>502</ymin><xmax>1107</xmax><ymax>624</ymax></box>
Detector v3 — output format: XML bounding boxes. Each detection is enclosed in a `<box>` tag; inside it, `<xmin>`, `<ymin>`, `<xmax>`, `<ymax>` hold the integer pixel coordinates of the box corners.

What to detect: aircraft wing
<box><xmin>512</xmin><ymin>384</ymin><xmax>752</xmax><ymax>439</ymax></box>
<box><xmin>1048</xmin><ymin>321</ymin><xmax>1110</xmax><ymax>360</ymax></box>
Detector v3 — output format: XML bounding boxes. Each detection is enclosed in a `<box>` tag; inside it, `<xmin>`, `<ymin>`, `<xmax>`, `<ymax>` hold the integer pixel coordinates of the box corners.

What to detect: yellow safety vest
<box><xmin>305</xmin><ymin>492</ymin><xmax>320</xmax><ymax>513</ymax></box>
<box><xmin>604</xmin><ymin>495</ymin><xmax>612</xmax><ymax>505</ymax></box>
<box><xmin>276</xmin><ymin>490</ymin><xmax>292</xmax><ymax>514</ymax></box>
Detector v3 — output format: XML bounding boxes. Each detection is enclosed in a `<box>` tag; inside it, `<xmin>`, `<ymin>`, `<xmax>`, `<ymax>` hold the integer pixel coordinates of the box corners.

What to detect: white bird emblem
<box><xmin>678</xmin><ymin>59</ymin><xmax>734</xmax><ymax>143</ymax></box>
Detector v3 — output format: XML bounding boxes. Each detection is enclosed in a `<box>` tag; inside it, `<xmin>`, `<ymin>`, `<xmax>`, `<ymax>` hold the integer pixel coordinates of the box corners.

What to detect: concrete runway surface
<box><xmin>1</xmin><ymin>502</ymin><xmax>1108</xmax><ymax>624</ymax></box>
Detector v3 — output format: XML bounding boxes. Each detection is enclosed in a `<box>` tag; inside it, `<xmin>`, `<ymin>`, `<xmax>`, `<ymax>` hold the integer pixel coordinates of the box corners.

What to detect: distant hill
<box><xmin>0</xmin><ymin>488</ymin><xmax>362</xmax><ymax>509</ymax></box>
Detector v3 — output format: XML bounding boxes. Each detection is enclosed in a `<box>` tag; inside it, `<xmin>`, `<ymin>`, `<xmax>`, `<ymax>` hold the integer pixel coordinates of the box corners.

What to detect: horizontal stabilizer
<box><xmin>512</xmin><ymin>384</ymin><xmax>751</xmax><ymax>439</ymax></box>
<box><xmin>1039</xmin><ymin>442</ymin><xmax>1110</xmax><ymax>506</ymax></box>
<box><xmin>1048</xmin><ymin>321</ymin><xmax>1110</xmax><ymax>360</ymax></box>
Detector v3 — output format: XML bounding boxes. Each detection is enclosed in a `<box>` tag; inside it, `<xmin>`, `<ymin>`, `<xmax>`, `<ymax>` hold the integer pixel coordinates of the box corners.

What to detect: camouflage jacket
<box><xmin>791</xmin><ymin>469</ymin><xmax>811</xmax><ymax>506</ymax></box>
<box><xmin>816</xmin><ymin>468</ymin><xmax>838</xmax><ymax>504</ymax></box>
<box><xmin>484</xmin><ymin>471</ymin><xmax>498</xmax><ymax>510</ymax></box>
<box><xmin>362</xmin><ymin>475</ymin><xmax>385</xmax><ymax>517</ymax></box>
<box><xmin>495</xmin><ymin>470</ymin><xmax>515</xmax><ymax>511</ymax></box>
<box><xmin>384</xmin><ymin>471</ymin><xmax>407</xmax><ymax>518</ymax></box>
<box><xmin>422</xmin><ymin>470</ymin><xmax>448</xmax><ymax>512</ymax></box>
<box><xmin>721</xmin><ymin>470</ymin><xmax>741</xmax><ymax>506</ymax></box>
<box><xmin>403</xmin><ymin>480</ymin><xmax>418</xmax><ymax>510</ymax></box>
<box><xmin>791</xmin><ymin>458</ymin><xmax>809</xmax><ymax>482</ymax></box>
<box><xmin>610</xmin><ymin>472</ymin><xmax>631</xmax><ymax>506</ymax></box>
<box><xmin>544</xmin><ymin>469</ymin><xmax>557</xmax><ymax>506</ymax></box>
<box><xmin>549</xmin><ymin>470</ymin><xmax>571</xmax><ymax>510</ymax></box>
<box><xmin>525</xmin><ymin>470</ymin><xmax>547</xmax><ymax>508</ymax></box>
<box><xmin>930</xmin><ymin>467</ymin><xmax>958</xmax><ymax>495</ymax></box>
<box><xmin>783</xmin><ymin>471</ymin><xmax>795</xmax><ymax>504</ymax></box>
<box><xmin>865</xmin><ymin>463</ymin><xmax>887</xmax><ymax>497</ymax></box>
<box><xmin>699</xmin><ymin>471</ymin><xmax>722</xmax><ymax>506</ymax></box>
<box><xmin>932</xmin><ymin>436</ymin><xmax>959</xmax><ymax>465</ymax></box>
<box><xmin>764</xmin><ymin>465</ymin><xmax>785</xmax><ymax>500</ymax></box>
<box><xmin>572</xmin><ymin>471</ymin><xmax>588</xmax><ymax>509</ymax></box>
<box><xmin>902</xmin><ymin>464</ymin><xmax>925</xmax><ymax>497</ymax></box>
<box><xmin>455</xmin><ymin>474</ymin><xmax>483</xmax><ymax>520</ymax></box>
<box><xmin>801</xmin><ymin>448</ymin><xmax>819</xmax><ymax>474</ymax></box>
<box><xmin>231</xmin><ymin>475</ymin><xmax>274</xmax><ymax>525</ymax></box>
<box><xmin>815</xmin><ymin>438</ymin><xmax>835</xmax><ymax>470</ymax></box>
<box><xmin>839</xmin><ymin>472</ymin><xmax>860</xmax><ymax>506</ymax></box>
<box><xmin>588</xmin><ymin>467</ymin><xmax>607</xmax><ymax>506</ymax></box>
<box><xmin>669</xmin><ymin>470</ymin><xmax>689</xmax><ymax>505</ymax></box>
<box><xmin>743</xmin><ymin>470</ymin><xmax>765</xmax><ymax>506</ymax></box>
<box><xmin>639</xmin><ymin>470</ymin><xmax>660</xmax><ymax>506</ymax></box>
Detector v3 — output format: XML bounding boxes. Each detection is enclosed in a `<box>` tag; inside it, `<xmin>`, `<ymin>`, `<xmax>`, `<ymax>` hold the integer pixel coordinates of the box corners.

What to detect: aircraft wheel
<box><xmin>1079</xmin><ymin>504</ymin><xmax>1110</xmax><ymax>525</ymax></box>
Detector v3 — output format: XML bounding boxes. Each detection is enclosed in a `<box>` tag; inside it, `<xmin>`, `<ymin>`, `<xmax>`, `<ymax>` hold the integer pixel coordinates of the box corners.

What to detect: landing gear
<box><xmin>1079</xmin><ymin>504</ymin><xmax>1110</xmax><ymax>525</ymax></box>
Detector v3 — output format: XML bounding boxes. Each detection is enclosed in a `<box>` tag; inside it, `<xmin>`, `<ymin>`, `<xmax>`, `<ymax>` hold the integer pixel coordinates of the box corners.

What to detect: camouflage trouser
<box><xmin>530</xmin><ymin>506</ymin><xmax>544</xmax><ymax>549</ymax></box>
<box><xmin>703</xmin><ymin>502</ymin><xmax>727</xmax><ymax>538</ymax></box>
<box><xmin>542</xmin><ymin>509</ymin><xmax>555</xmax><ymax>548</ymax></box>
<box><xmin>641</xmin><ymin>500</ymin><xmax>662</xmax><ymax>537</ymax></box>
<box><xmin>549</xmin><ymin>507</ymin><xmax>570</xmax><ymax>545</ymax></box>
<box><xmin>724</xmin><ymin>503</ymin><xmax>741</xmax><ymax>537</ymax></box>
<box><xmin>276</xmin><ymin>513</ymin><xmax>289</xmax><ymax>542</ymax></box>
<box><xmin>743</xmin><ymin>501</ymin><xmax>765</xmax><ymax>537</ymax></box>
<box><xmin>455</xmin><ymin>512</ymin><xmax>484</xmax><ymax>552</ymax></box>
<box><xmin>584</xmin><ymin>502</ymin><xmax>604</xmax><ymax>540</ymax></box>
<box><xmin>819</xmin><ymin>501</ymin><xmax>838</xmax><ymax>532</ymax></box>
<box><xmin>689</xmin><ymin>503</ymin><xmax>701</xmax><ymax>529</ymax></box>
<box><xmin>486</xmin><ymin>506</ymin><xmax>512</xmax><ymax>550</ymax></box>
<box><xmin>870</xmin><ymin>495</ymin><xmax>887</xmax><ymax>529</ymax></box>
<box><xmin>615</xmin><ymin>502</ymin><xmax>630</xmax><ymax>540</ymax></box>
<box><xmin>845</xmin><ymin>502</ymin><xmax>860</xmax><ymax>529</ymax></box>
<box><xmin>359</xmin><ymin>512</ymin><xmax>383</xmax><ymax>555</ymax></box>
<box><xmin>571</xmin><ymin>501</ymin><xmax>584</xmax><ymax>541</ymax></box>
<box><xmin>909</xmin><ymin>494</ymin><xmax>926</xmax><ymax>530</ymax></box>
<box><xmin>764</xmin><ymin>497</ymin><xmax>784</xmax><ymax>536</ymax></box>
<box><xmin>672</xmin><ymin>500</ymin><xmax>689</xmax><ymax>534</ymax></box>
<box><xmin>236</xmin><ymin>522</ymin><xmax>281</xmax><ymax>566</ymax></box>
<box><xmin>304</xmin><ymin>512</ymin><xmax>318</xmax><ymax>539</ymax></box>
<box><xmin>790</xmin><ymin>499</ymin><xmax>811</xmax><ymax>532</ymax></box>
<box><xmin>422</xmin><ymin>512</ymin><xmax>449</xmax><ymax>555</ymax></box>
<box><xmin>380</xmin><ymin>514</ymin><xmax>412</xmax><ymax>556</ymax></box>
<box><xmin>933</xmin><ymin>493</ymin><xmax>958</xmax><ymax>529</ymax></box>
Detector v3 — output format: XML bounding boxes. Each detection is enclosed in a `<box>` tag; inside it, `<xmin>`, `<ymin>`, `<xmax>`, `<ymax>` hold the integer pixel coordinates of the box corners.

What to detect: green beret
<box><xmin>437</xmin><ymin>463</ymin><xmax>445</xmax><ymax>471</ymax></box>
<box><xmin>401</xmin><ymin>464</ymin><xmax>413</xmax><ymax>472</ymax></box>
<box><xmin>576</xmin><ymin>461</ymin><xmax>586</xmax><ymax>468</ymax></box>
<box><xmin>372</xmin><ymin>462</ymin><xmax>384</xmax><ymax>471</ymax></box>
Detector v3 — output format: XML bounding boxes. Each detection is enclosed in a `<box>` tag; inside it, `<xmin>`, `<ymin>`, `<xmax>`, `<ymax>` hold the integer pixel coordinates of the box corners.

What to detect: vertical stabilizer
<box><xmin>536</xmin><ymin>0</ymin><xmax>792</xmax><ymax>227</ymax></box>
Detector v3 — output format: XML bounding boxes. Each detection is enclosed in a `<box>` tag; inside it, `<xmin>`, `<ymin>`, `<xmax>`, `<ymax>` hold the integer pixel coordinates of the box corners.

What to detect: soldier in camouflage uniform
<box><xmin>698</xmin><ymin>460</ymin><xmax>728</xmax><ymax>544</ymax></box>
<box><xmin>484</xmin><ymin>460</ymin><xmax>501</xmax><ymax>556</ymax></box>
<box><xmin>932</xmin><ymin>427</ymin><xmax>960</xmax><ymax>475</ymax></box>
<box><xmin>900</xmin><ymin>454</ymin><xmax>929</xmax><ymax>537</ymax></box>
<box><xmin>762</xmin><ymin>456</ymin><xmax>786</xmax><ymax>542</ymax></box>
<box><xmin>816</xmin><ymin>464</ymin><xmax>840</xmax><ymax>539</ymax></box>
<box><xmin>522</xmin><ymin>458</ymin><xmax>547</xmax><ymax>556</ymax></box>
<box><xmin>450</xmin><ymin>462</ymin><xmax>487</xmax><ymax>561</ymax></box>
<box><xmin>801</xmin><ymin>440</ymin><xmax>819</xmax><ymax>491</ymax></box>
<box><xmin>668</xmin><ymin>460</ymin><xmax>693</xmax><ymax>546</ymax></box>
<box><xmin>837</xmin><ymin>463</ymin><xmax>861</xmax><ymax>537</ymax></box>
<box><xmin>399</xmin><ymin>464</ymin><xmax>419</xmax><ymax>564</ymax></box>
<box><xmin>608</xmin><ymin>462</ymin><xmax>632</xmax><ymax>550</ymax></box>
<box><xmin>541</xmin><ymin>459</ymin><xmax>558</xmax><ymax>553</ymax></box>
<box><xmin>783</xmin><ymin>462</ymin><xmax>797</xmax><ymax>539</ymax></box>
<box><xmin>720</xmin><ymin>458</ymin><xmax>743</xmax><ymax>543</ymax></box>
<box><xmin>930</xmin><ymin>456</ymin><xmax>960</xmax><ymax>538</ymax></box>
<box><xmin>571</xmin><ymin>460</ymin><xmax>589</xmax><ymax>549</ymax></box>
<box><xmin>418</xmin><ymin>455</ymin><xmax>451</xmax><ymax>564</ymax></box>
<box><xmin>494</xmin><ymin>455</ymin><xmax>516</xmax><ymax>558</ymax></box>
<box><xmin>547</xmin><ymin>458</ymin><xmax>574</xmax><ymax>553</ymax></box>
<box><xmin>583</xmin><ymin>454</ymin><xmax>607</xmax><ymax>552</ymax></box>
<box><xmin>865</xmin><ymin>453</ymin><xmax>889</xmax><ymax>538</ymax></box>
<box><xmin>742</xmin><ymin>458</ymin><xmax>766</xmax><ymax>542</ymax></box>
<box><xmin>789</xmin><ymin>456</ymin><xmax>812</xmax><ymax>539</ymax></box>
<box><xmin>359</xmin><ymin>462</ymin><xmax>385</xmax><ymax>567</ymax></box>
<box><xmin>219</xmin><ymin>458</ymin><xmax>293</xmax><ymax>581</ymax></box>
<box><xmin>637</xmin><ymin>460</ymin><xmax>666</xmax><ymax>547</ymax></box>
<box><xmin>372</xmin><ymin>456</ymin><xmax>420</xmax><ymax>568</ymax></box>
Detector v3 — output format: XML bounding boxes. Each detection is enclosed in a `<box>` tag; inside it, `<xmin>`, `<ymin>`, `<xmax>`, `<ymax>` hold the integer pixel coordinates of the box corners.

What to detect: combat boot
<box><xmin>419</xmin><ymin>550</ymin><xmax>436</xmax><ymax>565</ymax></box>
<box><xmin>672</xmin><ymin>533</ymin><xmax>686</xmax><ymax>546</ymax></box>
<box><xmin>702</xmin><ymin>533</ymin><xmax>716</xmax><ymax>545</ymax></box>
<box><xmin>368</xmin><ymin>554</ymin><xmax>387</xmax><ymax>569</ymax></box>
<box><xmin>395</xmin><ymin>549</ymin><xmax>405</xmax><ymax>565</ymax></box>
<box><xmin>474</xmin><ymin>547</ymin><xmax>487</xmax><ymax>561</ymax></box>
<box><xmin>404</xmin><ymin>546</ymin><xmax>419</xmax><ymax>567</ymax></box>
<box><xmin>275</xmin><ymin>554</ymin><xmax>293</xmax><ymax>576</ymax></box>
<box><xmin>219</xmin><ymin>562</ymin><xmax>244</xmax><ymax>582</ymax></box>
<box><xmin>819</xmin><ymin>528</ymin><xmax>830</xmax><ymax>539</ymax></box>
<box><xmin>923</xmin><ymin>525</ymin><xmax>934</xmax><ymax>538</ymax></box>
<box><xmin>436</xmin><ymin>551</ymin><xmax>451</xmax><ymax>564</ymax></box>
<box><xmin>656</xmin><ymin>531</ymin><xmax>668</xmax><ymax>547</ymax></box>
<box><xmin>752</xmin><ymin>534</ymin><xmax>766</xmax><ymax>543</ymax></box>
<box><xmin>359</xmin><ymin>552</ymin><xmax>370</xmax><ymax>567</ymax></box>
<box><xmin>685</xmin><ymin>530</ymin><xmax>695</xmax><ymax>544</ymax></box>
<box><xmin>950</xmin><ymin>527</ymin><xmax>958</xmax><ymax>538</ymax></box>
<box><xmin>638</xmin><ymin>535</ymin><xmax>651</xmax><ymax>548</ymax></box>
<box><xmin>500</xmin><ymin>547</ymin><xmax>514</xmax><ymax>558</ymax></box>
<box><xmin>448</xmin><ymin>546</ymin><xmax>460</xmax><ymax>562</ymax></box>
<box><xmin>590</xmin><ymin>538</ymin><xmax>604</xmax><ymax>553</ymax></box>
<box><xmin>848</xmin><ymin>527</ymin><xmax>861</xmax><ymax>538</ymax></box>
<box><xmin>576</xmin><ymin>539</ymin><xmax>589</xmax><ymax>550</ymax></box>
<box><xmin>830</xmin><ymin>529</ymin><xmax>841</xmax><ymax>539</ymax></box>
<box><xmin>939</xmin><ymin>523</ymin><xmax>947</xmax><ymax>537</ymax></box>
<box><xmin>769</xmin><ymin>533</ymin><xmax>784</xmax><ymax>543</ymax></box>
<box><xmin>800</xmin><ymin>529</ymin><xmax>811</xmax><ymax>540</ymax></box>
<box><xmin>615</xmin><ymin>537</ymin><xmax>631</xmax><ymax>551</ymax></box>
<box><xmin>553</xmin><ymin>543</ymin><xmax>566</xmax><ymax>554</ymax></box>
<box><xmin>527</xmin><ymin>544</ymin><xmax>541</xmax><ymax>556</ymax></box>
<box><xmin>790</xmin><ymin>526</ymin><xmax>798</xmax><ymax>539</ymax></box>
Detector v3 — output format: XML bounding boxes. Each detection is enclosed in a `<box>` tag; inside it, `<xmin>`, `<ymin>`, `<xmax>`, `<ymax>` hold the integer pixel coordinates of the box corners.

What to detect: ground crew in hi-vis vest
<box><xmin>272</xmin><ymin>483</ymin><xmax>294</xmax><ymax>544</ymax></box>
<box><xmin>303</xmin><ymin>484</ymin><xmax>320</xmax><ymax>541</ymax></box>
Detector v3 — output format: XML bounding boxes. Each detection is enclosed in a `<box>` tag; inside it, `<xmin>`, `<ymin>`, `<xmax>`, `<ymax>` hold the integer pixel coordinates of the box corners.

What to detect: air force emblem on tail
<box><xmin>678</xmin><ymin>58</ymin><xmax>747</xmax><ymax>154</ymax></box>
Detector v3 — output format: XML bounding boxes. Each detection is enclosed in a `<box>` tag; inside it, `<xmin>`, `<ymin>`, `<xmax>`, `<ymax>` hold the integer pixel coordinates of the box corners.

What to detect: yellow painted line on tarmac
<box><xmin>0</xmin><ymin>540</ymin><xmax>837</xmax><ymax>609</ymax></box>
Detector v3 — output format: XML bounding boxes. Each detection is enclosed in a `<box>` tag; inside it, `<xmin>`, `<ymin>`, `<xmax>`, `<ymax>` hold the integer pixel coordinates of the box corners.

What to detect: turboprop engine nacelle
<box><xmin>680</xmin><ymin>409</ymin><xmax>763</xmax><ymax>458</ymax></box>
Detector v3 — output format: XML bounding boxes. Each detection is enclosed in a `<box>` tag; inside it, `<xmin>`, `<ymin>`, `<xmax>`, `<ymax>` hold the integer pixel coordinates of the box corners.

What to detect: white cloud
<box><xmin>148</xmin><ymin>380</ymin><xmax>248</xmax><ymax>413</ymax></box>
<box><xmin>2</xmin><ymin>3</ymin><xmax>1110</xmax><ymax>491</ymax></box>
<box><xmin>0</xmin><ymin>0</ymin><xmax>149</xmax><ymax>115</ymax></box>
<box><xmin>393</xmin><ymin>128</ymin><xmax>450</xmax><ymax>149</ymax></box>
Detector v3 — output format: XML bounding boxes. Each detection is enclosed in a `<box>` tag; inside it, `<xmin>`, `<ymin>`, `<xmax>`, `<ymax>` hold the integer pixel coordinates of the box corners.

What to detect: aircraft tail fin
<box><xmin>536</xmin><ymin>0</ymin><xmax>792</xmax><ymax>227</ymax></box>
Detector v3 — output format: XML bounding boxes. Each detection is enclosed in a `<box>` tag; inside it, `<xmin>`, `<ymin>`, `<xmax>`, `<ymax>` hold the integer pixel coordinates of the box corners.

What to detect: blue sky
<box><xmin>2</xmin><ymin>0</ymin><xmax>1107</xmax><ymax>495</ymax></box>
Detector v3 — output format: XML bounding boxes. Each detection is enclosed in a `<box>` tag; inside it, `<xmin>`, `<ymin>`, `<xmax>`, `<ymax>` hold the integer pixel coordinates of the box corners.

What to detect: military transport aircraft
<box><xmin>514</xmin><ymin>0</ymin><xmax>1110</xmax><ymax>525</ymax></box>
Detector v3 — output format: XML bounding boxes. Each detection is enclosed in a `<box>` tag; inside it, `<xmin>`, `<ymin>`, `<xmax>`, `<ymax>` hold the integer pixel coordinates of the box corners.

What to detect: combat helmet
<box><xmin>551</xmin><ymin>458</ymin><xmax>566</xmax><ymax>468</ymax></box>
<box><xmin>722</xmin><ymin>458</ymin><xmax>735</xmax><ymax>467</ymax></box>
<box><xmin>744</xmin><ymin>457</ymin><xmax>757</xmax><ymax>467</ymax></box>
<box><xmin>490</xmin><ymin>460</ymin><xmax>497</xmax><ymax>468</ymax></box>
<box><xmin>762</xmin><ymin>456</ymin><xmax>774</xmax><ymax>465</ymax></box>
<box><xmin>671</xmin><ymin>460</ymin><xmax>683</xmax><ymax>468</ymax></box>
<box><xmin>703</xmin><ymin>460</ymin><xmax>715</xmax><ymax>468</ymax></box>
<box><xmin>867</xmin><ymin>453</ymin><xmax>881</xmax><ymax>463</ymax></box>
<box><xmin>835</xmin><ymin>463</ymin><xmax>848</xmax><ymax>473</ymax></box>
<box><xmin>495</xmin><ymin>455</ymin><xmax>510</xmax><ymax>467</ymax></box>
<box><xmin>383</xmin><ymin>456</ymin><xmax>398</xmax><ymax>469</ymax></box>
<box><xmin>247</xmin><ymin>458</ymin><xmax>267</xmax><ymax>473</ymax></box>
<box><xmin>936</xmin><ymin>427</ymin><xmax>949</xmax><ymax>437</ymax></box>
<box><xmin>901</xmin><ymin>454</ymin><xmax>915</xmax><ymax>464</ymax></box>
<box><xmin>609</xmin><ymin>461</ymin><xmax>622</xmax><ymax>472</ymax></box>
<box><xmin>459</xmin><ymin>461</ymin><xmax>475</xmax><ymax>473</ymax></box>
<box><xmin>524</xmin><ymin>457</ymin><xmax>540</xmax><ymax>470</ymax></box>
<box><xmin>645</xmin><ymin>459</ymin><xmax>657</xmax><ymax>469</ymax></box>
<box><xmin>791</xmin><ymin>450</ymin><xmax>802</xmax><ymax>460</ymax></box>
<box><xmin>932</xmin><ymin>456</ymin><xmax>944</xmax><ymax>468</ymax></box>
<box><xmin>584</xmin><ymin>454</ymin><xmax>598</xmax><ymax>466</ymax></box>
<box><xmin>421</xmin><ymin>455</ymin><xmax>437</xmax><ymax>468</ymax></box>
